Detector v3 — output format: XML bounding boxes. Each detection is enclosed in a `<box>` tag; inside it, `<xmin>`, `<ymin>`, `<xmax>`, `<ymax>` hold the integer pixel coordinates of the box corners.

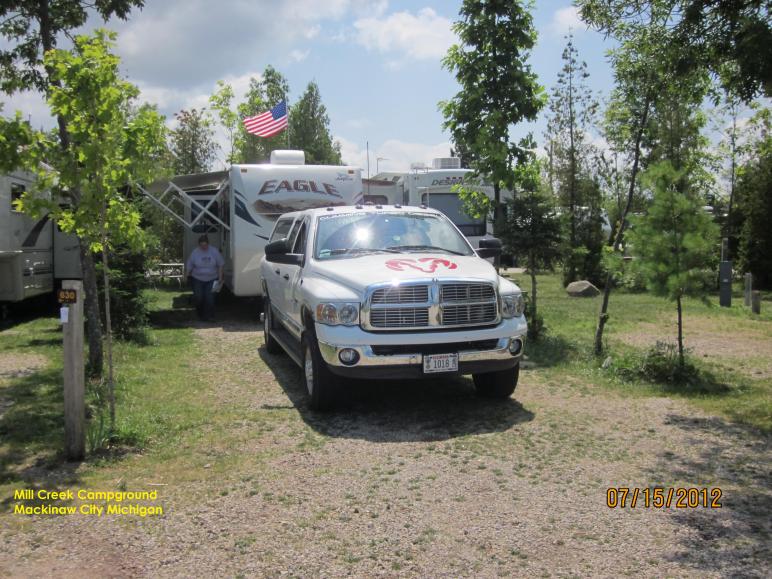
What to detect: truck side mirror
<box><xmin>265</xmin><ymin>239</ymin><xmax>302</xmax><ymax>265</ymax></box>
<box><xmin>476</xmin><ymin>237</ymin><xmax>502</xmax><ymax>259</ymax></box>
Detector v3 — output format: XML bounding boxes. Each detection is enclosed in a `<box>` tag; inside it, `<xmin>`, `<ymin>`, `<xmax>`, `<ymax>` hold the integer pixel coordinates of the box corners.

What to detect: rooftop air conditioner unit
<box><xmin>432</xmin><ymin>157</ymin><xmax>461</xmax><ymax>169</ymax></box>
<box><xmin>270</xmin><ymin>150</ymin><xmax>305</xmax><ymax>165</ymax></box>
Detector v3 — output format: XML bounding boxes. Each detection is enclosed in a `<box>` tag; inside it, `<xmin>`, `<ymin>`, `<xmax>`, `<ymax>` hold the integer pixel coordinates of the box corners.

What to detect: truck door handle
<box><xmin>283</xmin><ymin>274</ymin><xmax>290</xmax><ymax>280</ymax></box>
<box><xmin>275</xmin><ymin>269</ymin><xmax>280</xmax><ymax>275</ymax></box>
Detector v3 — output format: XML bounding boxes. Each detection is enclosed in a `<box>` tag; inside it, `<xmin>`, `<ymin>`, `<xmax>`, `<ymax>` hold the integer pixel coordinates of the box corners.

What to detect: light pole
<box><xmin>376</xmin><ymin>157</ymin><xmax>388</xmax><ymax>174</ymax></box>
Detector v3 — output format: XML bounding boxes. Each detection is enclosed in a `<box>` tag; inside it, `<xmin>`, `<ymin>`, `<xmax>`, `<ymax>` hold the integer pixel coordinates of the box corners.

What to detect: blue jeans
<box><xmin>191</xmin><ymin>278</ymin><xmax>216</xmax><ymax>320</ymax></box>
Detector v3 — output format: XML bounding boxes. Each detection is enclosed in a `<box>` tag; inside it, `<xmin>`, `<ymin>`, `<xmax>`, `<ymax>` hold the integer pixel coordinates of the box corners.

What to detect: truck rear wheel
<box><xmin>473</xmin><ymin>364</ymin><xmax>519</xmax><ymax>399</ymax></box>
<box><xmin>263</xmin><ymin>297</ymin><xmax>282</xmax><ymax>354</ymax></box>
<box><xmin>301</xmin><ymin>331</ymin><xmax>337</xmax><ymax>411</ymax></box>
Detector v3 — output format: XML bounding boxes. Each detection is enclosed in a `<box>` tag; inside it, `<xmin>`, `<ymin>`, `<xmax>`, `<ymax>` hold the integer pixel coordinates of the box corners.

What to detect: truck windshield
<box><xmin>315</xmin><ymin>212</ymin><xmax>474</xmax><ymax>260</ymax></box>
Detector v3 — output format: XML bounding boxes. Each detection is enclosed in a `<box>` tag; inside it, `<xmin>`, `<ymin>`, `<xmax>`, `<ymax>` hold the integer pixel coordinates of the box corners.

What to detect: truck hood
<box><xmin>310</xmin><ymin>253</ymin><xmax>509</xmax><ymax>295</ymax></box>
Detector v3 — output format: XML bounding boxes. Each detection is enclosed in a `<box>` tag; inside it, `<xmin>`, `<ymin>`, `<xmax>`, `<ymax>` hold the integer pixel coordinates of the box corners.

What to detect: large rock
<box><xmin>566</xmin><ymin>280</ymin><xmax>600</xmax><ymax>297</ymax></box>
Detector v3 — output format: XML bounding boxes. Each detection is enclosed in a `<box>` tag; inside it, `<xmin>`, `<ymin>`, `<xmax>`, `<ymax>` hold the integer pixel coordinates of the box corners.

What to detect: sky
<box><xmin>1</xmin><ymin>0</ymin><xmax>618</xmax><ymax>173</ymax></box>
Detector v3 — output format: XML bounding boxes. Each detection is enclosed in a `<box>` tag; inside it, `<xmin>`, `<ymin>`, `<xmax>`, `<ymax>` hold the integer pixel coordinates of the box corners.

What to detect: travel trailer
<box><xmin>365</xmin><ymin>157</ymin><xmax>510</xmax><ymax>249</ymax></box>
<box><xmin>0</xmin><ymin>170</ymin><xmax>81</xmax><ymax>306</ymax></box>
<box><xmin>141</xmin><ymin>150</ymin><xmax>363</xmax><ymax>297</ymax></box>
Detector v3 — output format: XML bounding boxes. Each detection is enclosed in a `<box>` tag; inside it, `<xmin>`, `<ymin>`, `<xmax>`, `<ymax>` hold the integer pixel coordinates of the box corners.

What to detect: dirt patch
<box><xmin>616</xmin><ymin>316</ymin><xmax>772</xmax><ymax>379</ymax></box>
<box><xmin>0</xmin><ymin>352</ymin><xmax>48</xmax><ymax>380</ymax></box>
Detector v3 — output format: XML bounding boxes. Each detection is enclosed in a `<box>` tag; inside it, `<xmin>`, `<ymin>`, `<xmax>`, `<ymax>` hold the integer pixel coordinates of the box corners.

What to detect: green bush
<box><xmin>96</xmin><ymin>246</ymin><xmax>151</xmax><ymax>343</ymax></box>
<box><xmin>609</xmin><ymin>342</ymin><xmax>729</xmax><ymax>394</ymax></box>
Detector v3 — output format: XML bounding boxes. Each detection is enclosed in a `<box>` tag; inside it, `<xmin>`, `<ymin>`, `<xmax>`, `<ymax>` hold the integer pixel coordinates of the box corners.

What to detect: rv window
<box><xmin>11</xmin><ymin>183</ymin><xmax>25</xmax><ymax>211</ymax></box>
<box><xmin>269</xmin><ymin>217</ymin><xmax>294</xmax><ymax>242</ymax></box>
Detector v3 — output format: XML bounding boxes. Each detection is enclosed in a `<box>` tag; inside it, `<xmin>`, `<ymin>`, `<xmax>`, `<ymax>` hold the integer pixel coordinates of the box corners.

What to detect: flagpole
<box><xmin>286</xmin><ymin>99</ymin><xmax>290</xmax><ymax>149</ymax></box>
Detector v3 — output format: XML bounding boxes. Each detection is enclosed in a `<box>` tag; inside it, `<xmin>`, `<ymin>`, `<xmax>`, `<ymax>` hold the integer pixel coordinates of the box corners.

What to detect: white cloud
<box><xmin>111</xmin><ymin>0</ymin><xmax>391</xmax><ymax>89</ymax></box>
<box><xmin>551</xmin><ymin>6</ymin><xmax>585</xmax><ymax>36</ymax></box>
<box><xmin>288</xmin><ymin>49</ymin><xmax>310</xmax><ymax>63</ymax></box>
<box><xmin>335</xmin><ymin>136</ymin><xmax>452</xmax><ymax>173</ymax></box>
<box><xmin>353</xmin><ymin>7</ymin><xmax>455</xmax><ymax>62</ymax></box>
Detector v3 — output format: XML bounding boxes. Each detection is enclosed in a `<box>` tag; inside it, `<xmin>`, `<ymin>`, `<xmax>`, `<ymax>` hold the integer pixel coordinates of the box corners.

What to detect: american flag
<box><xmin>243</xmin><ymin>100</ymin><xmax>288</xmax><ymax>137</ymax></box>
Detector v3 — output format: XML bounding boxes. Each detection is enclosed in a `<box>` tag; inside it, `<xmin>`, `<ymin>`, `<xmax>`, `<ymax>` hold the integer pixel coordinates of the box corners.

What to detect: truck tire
<box><xmin>263</xmin><ymin>296</ymin><xmax>282</xmax><ymax>354</ymax></box>
<box><xmin>301</xmin><ymin>331</ymin><xmax>336</xmax><ymax>411</ymax></box>
<box><xmin>473</xmin><ymin>364</ymin><xmax>519</xmax><ymax>399</ymax></box>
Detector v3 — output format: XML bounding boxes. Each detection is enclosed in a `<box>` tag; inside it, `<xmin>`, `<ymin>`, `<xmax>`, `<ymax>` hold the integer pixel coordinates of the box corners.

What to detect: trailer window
<box><xmin>421</xmin><ymin>193</ymin><xmax>486</xmax><ymax>237</ymax></box>
<box><xmin>11</xmin><ymin>183</ymin><xmax>25</xmax><ymax>211</ymax></box>
<box><xmin>269</xmin><ymin>217</ymin><xmax>294</xmax><ymax>242</ymax></box>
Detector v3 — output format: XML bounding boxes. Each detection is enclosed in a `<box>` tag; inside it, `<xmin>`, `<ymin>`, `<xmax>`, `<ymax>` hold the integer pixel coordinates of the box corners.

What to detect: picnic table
<box><xmin>147</xmin><ymin>263</ymin><xmax>185</xmax><ymax>287</ymax></box>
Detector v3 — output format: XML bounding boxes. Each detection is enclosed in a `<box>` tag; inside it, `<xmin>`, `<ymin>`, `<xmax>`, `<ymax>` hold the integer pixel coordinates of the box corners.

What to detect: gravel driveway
<box><xmin>2</xmin><ymin>319</ymin><xmax>770</xmax><ymax>578</ymax></box>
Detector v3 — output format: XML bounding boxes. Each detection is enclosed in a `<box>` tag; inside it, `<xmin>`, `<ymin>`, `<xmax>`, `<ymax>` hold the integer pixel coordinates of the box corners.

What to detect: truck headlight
<box><xmin>501</xmin><ymin>294</ymin><xmax>525</xmax><ymax>318</ymax></box>
<box><xmin>315</xmin><ymin>302</ymin><xmax>360</xmax><ymax>326</ymax></box>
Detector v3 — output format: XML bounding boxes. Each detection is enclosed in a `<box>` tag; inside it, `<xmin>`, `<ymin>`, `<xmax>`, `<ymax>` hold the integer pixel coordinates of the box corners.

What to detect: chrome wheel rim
<box><xmin>304</xmin><ymin>344</ymin><xmax>314</xmax><ymax>395</ymax></box>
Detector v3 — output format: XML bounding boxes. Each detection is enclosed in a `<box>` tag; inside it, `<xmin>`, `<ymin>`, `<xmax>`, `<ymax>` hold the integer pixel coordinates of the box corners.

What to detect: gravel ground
<box><xmin>1</xmin><ymin>319</ymin><xmax>770</xmax><ymax>578</ymax></box>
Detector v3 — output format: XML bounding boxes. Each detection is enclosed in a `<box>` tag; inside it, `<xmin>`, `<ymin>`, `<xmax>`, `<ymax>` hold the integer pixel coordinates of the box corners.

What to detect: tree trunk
<box><xmin>594</xmin><ymin>96</ymin><xmax>652</xmax><ymax>356</ymax></box>
<box><xmin>529</xmin><ymin>252</ymin><xmax>538</xmax><ymax>338</ymax></box>
<box><xmin>676</xmin><ymin>293</ymin><xmax>684</xmax><ymax>367</ymax></box>
<box><xmin>80</xmin><ymin>246</ymin><xmax>103</xmax><ymax>377</ymax></box>
<box><xmin>39</xmin><ymin>0</ymin><xmax>104</xmax><ymax>377</ymax></box>
<box><xmin>493</xmin><ymin>180</ymin><xmax>502</xmax><ymax>273</ymax></box>
<box><xmin>100</xmin><ymin>246</ymin><xmax>116</xmax><ymax>431</ymax></box>
<box><xmin>568</xmin><ymin>57</ymin><xmax>577</xmax><ymax>283</ymax></box>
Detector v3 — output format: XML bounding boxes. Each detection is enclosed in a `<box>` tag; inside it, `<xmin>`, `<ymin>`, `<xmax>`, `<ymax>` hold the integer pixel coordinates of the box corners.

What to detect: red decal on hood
<box><xmin>385</xmin><ymin>257</ymin><xmax>458</xmax><ymax>273</ymax></box>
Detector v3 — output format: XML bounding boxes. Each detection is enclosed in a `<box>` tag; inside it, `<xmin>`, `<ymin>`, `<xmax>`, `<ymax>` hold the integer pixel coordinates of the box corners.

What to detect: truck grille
<box><xmin>365</xmin><ymin>280</ymin><xmax>499</xmax><ymax>330</ymax></box>
<box><xmin>370</xmin><ymin>307</ymin><xmax>430</xmax><ymax>328</ymax></box>
<box><xmin>441</xmin><ymin>283</ymin><xmax>495</xmax><ymax>302</ymax></box>
<box><xmin>441</xmin><ymin>303</ymin><xmax>497</xmax><ymax>326</ymax></box>
<box><xmin>371</xmin><ymin>285</ymin><xmax>429</xmax><ymax>304</ymax></box>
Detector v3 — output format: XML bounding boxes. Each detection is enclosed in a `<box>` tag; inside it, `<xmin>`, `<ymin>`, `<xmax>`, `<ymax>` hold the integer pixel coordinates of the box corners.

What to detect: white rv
<box><xmin>366</xmin><ymin>157</ymin><xmax>510</xmax><ymax>249</ymax></box>
<box><xmin>142</xmin><ymin>150</ymin><xmax>364</xmax><ymax>297</ymax></box>
<box><xmin>0</xmin><ymin>170</ymin><xmax>81</xmax><ymax>306</ymax></box>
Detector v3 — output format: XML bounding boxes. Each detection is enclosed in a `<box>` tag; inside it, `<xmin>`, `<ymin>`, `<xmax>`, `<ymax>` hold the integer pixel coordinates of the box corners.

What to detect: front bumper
<box><xmin>316</xmin><ymin>317</ymin><xmax>526</xmax><ymax>379</ymax></box>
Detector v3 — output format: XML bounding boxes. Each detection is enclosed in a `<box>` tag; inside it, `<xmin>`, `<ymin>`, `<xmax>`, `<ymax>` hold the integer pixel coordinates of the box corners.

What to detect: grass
<box><xmin>514</xmin><ymin>272</ymin><xmax>772</xmax><ymax>432</ymax></box>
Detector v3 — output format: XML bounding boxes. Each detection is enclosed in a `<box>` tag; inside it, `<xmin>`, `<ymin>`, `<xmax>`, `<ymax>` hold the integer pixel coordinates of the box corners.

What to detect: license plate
<box><xmin>423</xmin><ymin>353</ymin><xmax>458</xmax><ymax>374</ymax></box>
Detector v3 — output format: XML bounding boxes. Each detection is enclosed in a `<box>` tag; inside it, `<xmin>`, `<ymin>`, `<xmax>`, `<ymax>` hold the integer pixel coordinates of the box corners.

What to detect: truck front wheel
<box><xmin>301</xmin><ymin>331</ymin><xmax>337</xmax><ymax>411</ymax></box>
<box><xmin>473</xmin><ymin>364</ymin><xmax>519</xmax><ymax>399</ymax></box>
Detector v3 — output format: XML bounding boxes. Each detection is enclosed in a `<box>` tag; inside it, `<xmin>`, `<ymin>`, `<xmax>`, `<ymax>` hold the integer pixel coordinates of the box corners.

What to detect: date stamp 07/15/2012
<box><xmin>606</xmin><ymin>487</ymin><xmax>722</xmax><ymax>509</ymax></box>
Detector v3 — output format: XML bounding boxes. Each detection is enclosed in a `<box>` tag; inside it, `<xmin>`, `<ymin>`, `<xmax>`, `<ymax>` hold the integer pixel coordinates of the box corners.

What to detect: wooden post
<box><xmin>744</xmin><ymin>273</ymin><xmax>753</xmax><ymax>307</ymax></box>
<box><xmin>751</xmin><ymin>291</ymin><xmax>761</xmax><ymax>315</ymax></box>
<box><xmin>61</xmin><ymin>280</ymin><xmax>85</xmax><ymax>460</ymax></box>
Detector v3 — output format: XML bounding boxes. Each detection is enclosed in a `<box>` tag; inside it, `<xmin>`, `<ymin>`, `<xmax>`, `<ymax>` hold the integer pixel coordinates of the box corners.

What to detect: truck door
<box><xmin>283</xmin><ymin>218</ymin><xmax>308</xmax><ymax>338</ymax></box>
<box><xmin>264</xmin><ymin>216</ymin><xmax>295</xmax><ymax>325</ymax></box>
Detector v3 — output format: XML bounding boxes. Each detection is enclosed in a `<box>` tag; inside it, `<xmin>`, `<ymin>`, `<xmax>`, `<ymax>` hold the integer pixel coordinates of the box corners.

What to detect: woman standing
<box><xmin>185</xmin><ymin>234</ymin><xmax>225</xmax><ymax>321</ymax></box>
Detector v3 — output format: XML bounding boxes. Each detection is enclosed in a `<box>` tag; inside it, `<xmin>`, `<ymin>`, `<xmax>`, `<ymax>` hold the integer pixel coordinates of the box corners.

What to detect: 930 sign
<box><xmin>57</xmin><ymin>289</ymin><xmax>77</xmax><ymax>304</ymax></box>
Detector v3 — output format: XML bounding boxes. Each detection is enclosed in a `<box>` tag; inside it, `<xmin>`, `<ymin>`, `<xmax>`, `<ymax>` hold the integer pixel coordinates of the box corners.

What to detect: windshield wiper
<box><xmin>327</xmin><ymin>247</ymin><xmax>401</xmax><ymax>255</ymax></box>
<box><xmin>387</xmin><ymin>245</ymin><xmax>466</xmax><ymax>255</ymax></box>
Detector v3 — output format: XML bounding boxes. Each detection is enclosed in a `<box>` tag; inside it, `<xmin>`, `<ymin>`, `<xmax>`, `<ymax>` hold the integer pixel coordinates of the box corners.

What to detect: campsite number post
<box><xmin>60</xmin><ymin>280</ymin><xmax>85</xmax><ymax>460</ymax></box>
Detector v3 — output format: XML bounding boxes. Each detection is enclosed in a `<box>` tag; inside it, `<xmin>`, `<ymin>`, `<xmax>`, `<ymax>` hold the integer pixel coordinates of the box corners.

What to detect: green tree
<box><xmin>0</xmin><ymin>0</ymin><xmax>145</xmax><ymax>377</ymax></box>
<box><xmin>10</xmin><ymin>30</ymin><xmax>167</xmax><ymax>431</ymax></box>
<box><xmin>579</xmin><ymin>0</ymin><xmax>677</xmax><ymax>354</ymax></box>
<box><xmin>581</xmin><ymin>1</ymin><xmax>770</xmax><ymax>101</ymax></box>
<box><xmin>235</xmin><ymin>66</ymin><xmax>289</xmax><ymax>163</ymax></box>
<box><xmin>169</xmin><ymin>108</ymin><xmax>218</xmax><ymax>174</ymax></box>
<box><xmin>440</xmin><ymin>0</ymin><xmax>545</xmax><ymax>234</ymax></box>
<box><xmin>628</xmin><ymin>162</ymin><xmax>719</xmax><ymax>366</ymax></box>
<box><xmin>209</xmin><ymin>80</ymin><xmax>239</xmax><ymax>164</ymax></box>
<box><xmin>735</xmin><ymin>107</ymin><xmax>772</xmax><ymax>289</ymax></box>
<box><xmin>544</xmin><ymin>33</ymin><xmax>601</xmax><ymax>284</ymax></box>
<box><xmin>499</xmin><ymin>160</ymin><xmax>562</xmax><ymax>339</ymax></box>
<box><xmin>289</xmin><ymin>81</ymin><xmax>342</xmax><ymax>165</ymax></box>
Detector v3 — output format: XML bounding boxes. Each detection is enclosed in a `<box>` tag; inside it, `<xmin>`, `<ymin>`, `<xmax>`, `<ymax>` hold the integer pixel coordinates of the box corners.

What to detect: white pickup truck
<box><xmin>259</xmin><ymin>204</ymin><xmax>527</xmax><ymax>409</ymax></box>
